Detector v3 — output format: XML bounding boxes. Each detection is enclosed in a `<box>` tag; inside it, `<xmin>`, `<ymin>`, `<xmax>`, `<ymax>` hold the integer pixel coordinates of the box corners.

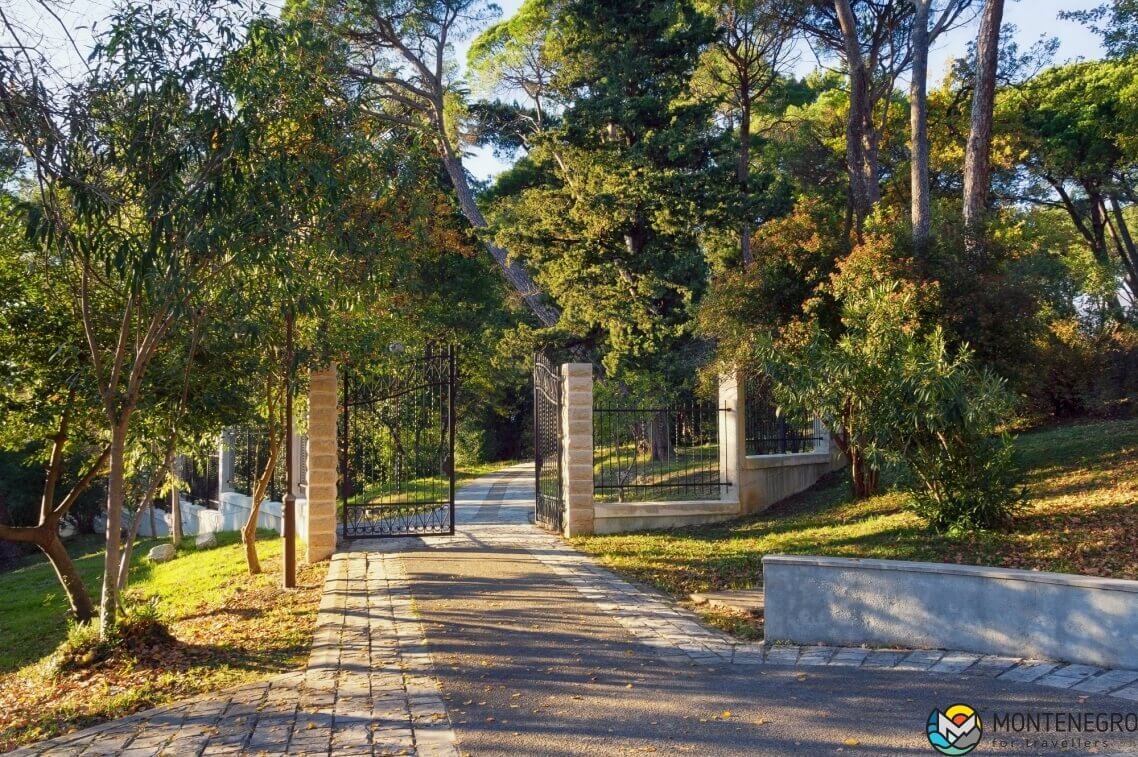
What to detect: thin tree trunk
<box><xmin>118</xmin><ymin>461</ymin><xmax>170</xmax><ymax>591</ymax></box>
<box><xmin>99</xmin><ymin>419</ymin><xmax>128</xmax><ymax>638</ymax></box>
<box><xmin>738</xmin><ymin>84</ymin><xmax>754</xmax><ymax>267</ymax></box>
<box><xmin>170</xmin><ymin>464</ymin><xmax>183</xmax><ymax>549</ymax></box>
<box><xmin>437</xmin><ymin>139</ymin><xmax>560</xmax><ymax>327</ymax></box>
<box><xmin>243</xmin><ymin>438</ymin><xmax>279</xmax><ymax>576</ymax></box>
<box><xmin>963</xmin><ymin>0</ymin><xmax>1005</xmax><ymax>251</ymax></box>
<box><xmin>910</xmin><ymin>0</ymin><xmax>932</xmax><ymax>253</ymax></box>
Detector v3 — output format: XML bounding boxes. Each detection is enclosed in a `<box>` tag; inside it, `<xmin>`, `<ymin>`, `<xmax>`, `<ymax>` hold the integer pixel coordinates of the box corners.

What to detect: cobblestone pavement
<box><xmin>10</xmin><ymin>463</ymin><xmax>1138</xmax><ymax>756</ymax></box>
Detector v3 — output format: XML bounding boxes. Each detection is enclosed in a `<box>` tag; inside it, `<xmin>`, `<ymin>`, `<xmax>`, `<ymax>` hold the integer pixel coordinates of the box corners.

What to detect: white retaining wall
<box><xmin>135</xmin><ymin>495</ymin><xmax>309</xmax><ymax>542</ymax></box>
<box><xmin>764</xmin><ymin>555</ymin><xmax>1138</xmax><ymax>670</ymax></box>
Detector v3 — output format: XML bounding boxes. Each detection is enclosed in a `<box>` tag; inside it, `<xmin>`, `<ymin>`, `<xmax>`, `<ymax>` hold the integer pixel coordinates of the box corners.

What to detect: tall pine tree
<box><xmin>488</xmin><ymin>0</ymin><xmax>716</xmax><ymax>384</ymax></box>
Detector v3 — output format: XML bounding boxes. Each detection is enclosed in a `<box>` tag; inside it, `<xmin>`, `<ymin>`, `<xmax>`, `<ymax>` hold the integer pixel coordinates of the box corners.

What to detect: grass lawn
<box><xmin>0</xmin><ymin>530</ymin><xmax>327</xmax><ymax>751</ymax></box>
<box><xmin>572</xmin><ymin>418</ymin><xmax>1138</xmax><ymax>605</ymax></box>
<box><xmin>593</xmin><ymin>442</ymin><xmax>723</xmax><ymax>503</ymax></box>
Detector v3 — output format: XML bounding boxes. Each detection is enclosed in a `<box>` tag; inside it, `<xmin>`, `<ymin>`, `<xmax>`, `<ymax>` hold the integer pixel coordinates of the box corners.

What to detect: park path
<box><xmin>10</xmin><ymin>464</ymin><xmax>1138</xmax><ymax>756</ymax></box>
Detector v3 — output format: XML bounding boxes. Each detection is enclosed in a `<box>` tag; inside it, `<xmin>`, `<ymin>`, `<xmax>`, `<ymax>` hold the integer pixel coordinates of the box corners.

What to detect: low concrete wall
<box><xmin>593</xmin><ymin>500</ymin><xmax>741</xmax><ymax>534</ymax></box>
<box><xmin>135</xmin><ymin>494</ymin><xmax>307</xmax><ymax>539</ymax></box>
<box><xmin>135</xmin><ymin>500</ymin><xmax>223</xmax><ymax>538</ymax></box>
<box><xmin>740</xmin><ymin>447</ymin><xmax>845</xmax><ymax>514</ymax></box>
<box><xmin>764</xmin><ymin>555</ymin><xmax>1138</xmax><ymax>669</ymax></box>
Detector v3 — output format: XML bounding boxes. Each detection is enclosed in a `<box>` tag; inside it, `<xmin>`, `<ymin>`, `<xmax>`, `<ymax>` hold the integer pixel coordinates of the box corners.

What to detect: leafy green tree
<box><xmin>488</xmin><ymin>0</ymin><xmax>716</xmax><ymax>382</ymax></box>
<box><xmin>0</xmin><ymin>0</ymin><xmax>333</xmax><ymax>636</ymax></box>
<box><xmin>326</xmin><ymin>0</ymin><xmax>560</xmax><ymax>326</ymax></box>
<box><xmin>1001</xmin><ymin>58</ymin><xmax>1138</xmax><ymax>316</ymax></box>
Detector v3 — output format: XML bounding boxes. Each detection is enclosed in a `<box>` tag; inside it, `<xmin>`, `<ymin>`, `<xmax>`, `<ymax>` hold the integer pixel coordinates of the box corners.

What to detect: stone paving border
<box><xmin>436</xmin><ymin>466</ymin><xmax>1138</xmax><ymax>706</ymax></box>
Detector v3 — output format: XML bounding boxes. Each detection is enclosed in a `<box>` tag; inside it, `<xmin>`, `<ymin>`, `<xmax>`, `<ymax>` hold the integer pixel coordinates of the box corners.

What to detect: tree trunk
<box><xmin>1108</xmin><ymin>195</ymin><xmax>1138</xmax><ymax>304</ymax></box>
<box><xmin>834</xmin><ymin>0</ymin><xmax>877</xmax><ymax>235</ymax></box>
<box><xmin>243</xmin><ymin>433</ymin><xmax>280</xmax><ymax>576</ymax></box>
<box><xmin>738</xmin><ymin>84</ymin><xmax>754</xmax><ymax>267</ymax></box>
<box><xmin>848</xmin><ymin>448</ymin><xmax>879</xmax><ymax>498</ymax></box>
<box><xmin>242</xmin><ymin>506</ymin><xmax>262</xmax><ymax>575</ymax></box>
<box><xmin>99</xmin><ymin>419</ymin><xmax>128</xmax><ymax>638</ymax></box>
<box><xmin>648</xmin><ymin>412</ymin><xmax>674</xmax><ymax>463</ymax></box>
<box><xmin>0</xmin><ymin>521</ymin><xmax>97</xmax><ymax>622</ymax></box>
<box><xmin>963</xmin><ymin>0</ymin><xmax>1005</xmax><ymax>251</ymax></box>
<box><xmin>438</xmin><ymin>140</ymin><xmax>560</xmax><ymax>327</ymax></box>
<box><xmin>42</xmin><ymin>532</ymin><xmax>96</xmax><ymax>622</ymax></box>
<box><xmin>170</xmin><ymin>467</ymin><xmax>183</xmax><ymax>549</ymax></box>
<box><xmin>910</xmin><ymin>0</ymin><xmax>932</xmax><ymax>253</ymax></box>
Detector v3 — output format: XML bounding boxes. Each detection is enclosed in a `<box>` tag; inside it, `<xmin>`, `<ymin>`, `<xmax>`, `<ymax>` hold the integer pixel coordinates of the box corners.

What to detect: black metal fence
<box><xmin>744</xmin><ymin>375</ymin><xmax>822</xmax><ymax>456</ymax></box>
<box><xmin>339</xmin><ymin>346</ymin><xmax>456</xmax><ymax>538</ymax></box>
<box><xmin>533</xmin><ymin>353</ymin><xmax>564</xmax><ymax>531</ymax></box>
<box><xmin>179</xmin><ymin>453</ymin><xmax>219</xmax><ymax>508</ymax></box>
<box><xmin>227</xmin><ymin>426</ymin><xmax>287</xmax><ymax>501</ymax></box>
<box><xmin>593</xmin><ymin>395</ymin><xmax>730</xmax><ymax>503</ymax></box>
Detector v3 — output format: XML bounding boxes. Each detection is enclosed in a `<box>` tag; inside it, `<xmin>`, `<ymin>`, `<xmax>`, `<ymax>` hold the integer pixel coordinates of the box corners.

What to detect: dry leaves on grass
<box><xmin>0</xmin><ymin>561</ymin><xmax>326</xmax><ymax>752</ymax></box>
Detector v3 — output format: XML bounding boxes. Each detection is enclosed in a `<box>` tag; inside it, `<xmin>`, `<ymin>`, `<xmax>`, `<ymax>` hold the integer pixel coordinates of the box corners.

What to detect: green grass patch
<box><xmin>0</xmin><ymin>530</ymin><xmax>327</xmax><ymax>750</ymax></box>
<box><xmin>573</xmin><ymin>418</ymin><xmax>1138</xmax><ymax>598</ymax></box>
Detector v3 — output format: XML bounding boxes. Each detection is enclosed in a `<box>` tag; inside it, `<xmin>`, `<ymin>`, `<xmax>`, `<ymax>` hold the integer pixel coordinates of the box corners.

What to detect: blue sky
<box><xmin>11</xmin><ymin>0</ymin><xmax>1108</xmax><ymax>180</ymax></box>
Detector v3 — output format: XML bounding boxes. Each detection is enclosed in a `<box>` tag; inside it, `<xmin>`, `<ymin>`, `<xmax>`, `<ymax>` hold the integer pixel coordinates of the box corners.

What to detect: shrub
<box><xmin>903</xmin><ymin>433</ymin><xmax>1026</xmax><ymax>533</ymax></box>
<box><xmin>755</xmin><ymin>275</ymin><xmax>1026</xmax><ymax>531</ymax></box>
<box><xmin>882</xmin><ymin>331</ymin><xmax>1028</xmax><ymax>533</ymax></box>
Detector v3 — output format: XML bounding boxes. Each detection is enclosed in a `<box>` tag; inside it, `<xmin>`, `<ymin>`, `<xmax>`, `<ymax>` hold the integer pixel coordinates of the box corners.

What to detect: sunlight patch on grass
<box><xmin>0</xmin><ymin>530</ymin><xmax>327</xmax><ymax>750</ymax></box>
<box><xmin>574</xmin><ymin>419</ymin><xmax>1138</xmax><ymax>597</ymax></box>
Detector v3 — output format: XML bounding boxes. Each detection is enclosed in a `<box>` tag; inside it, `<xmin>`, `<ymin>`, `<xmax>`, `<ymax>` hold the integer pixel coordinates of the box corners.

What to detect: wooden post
<box><xmin>283</xmin><ymin>313</ymin><xmax>296</xmax><ymax>588</ymax></box>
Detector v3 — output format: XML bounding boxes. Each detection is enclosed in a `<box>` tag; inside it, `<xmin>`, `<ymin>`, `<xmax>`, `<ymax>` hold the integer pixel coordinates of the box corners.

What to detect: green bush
<box><xmin>755</xmin><ymin>274</ymin><xmax>1026</xmax><ymax>531</ymax></box>
<box><xmin>903</xmin><ymin>433</ymin><xmax>1026</xmax><ymax>533</ymax></box>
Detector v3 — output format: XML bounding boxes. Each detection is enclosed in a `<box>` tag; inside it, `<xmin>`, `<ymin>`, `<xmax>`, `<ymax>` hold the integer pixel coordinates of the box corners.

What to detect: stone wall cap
<box><xmin>744</xmin><ymin>452</ymin><xmax>831</xmax><ymax>469</ymax></box>
<box><xmin>561</xmin><ymin>363</ymin><xmax>593</xmax><ymax>377</ymax></box>
<box><xmin>761</xmin><ymin>554</ymin><xmax>1138</xmax><ymax>594</ymax></box>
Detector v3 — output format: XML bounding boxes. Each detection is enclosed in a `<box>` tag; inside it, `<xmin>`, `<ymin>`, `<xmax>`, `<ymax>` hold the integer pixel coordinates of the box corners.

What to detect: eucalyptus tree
<box><xmin>327</xmin><ymin>0</ymin><xmax>559</xmax><ymax>327</ymax></box>
<box><xmin>0</xmin><ymin>203</ymin><xmax>106</xmax><ymax>621</ymax></box>
<box><xmin>0</xmin><ymin>0</ymin><xmax>326</xmax><ymax>636</ymax></box>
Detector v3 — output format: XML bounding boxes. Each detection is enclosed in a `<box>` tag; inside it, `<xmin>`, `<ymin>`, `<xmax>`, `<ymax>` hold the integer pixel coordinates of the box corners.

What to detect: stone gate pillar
<box><xmin>719</xmin><ymin>371</ymin><xmax>747</xmax><ymax>511</ymax></box>
<box><xmin>305</xmin><ymin>364</ymin><xmax>338</xmax><ymax>562</ymax></box>
<box><xmin>561</xmin><ymin>363</ymin><xmax>594</xmax><ymax>537</ymax></box>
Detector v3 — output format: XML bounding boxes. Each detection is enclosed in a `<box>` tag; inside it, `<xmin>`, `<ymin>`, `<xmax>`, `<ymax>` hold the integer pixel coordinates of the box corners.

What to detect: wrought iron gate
<box><xmin>533</xmin><ymin>353</ymin><xmax>564</xmax><ymax>532</ymax></box>
<box><xmin>340</xmin><ymin>346</ymin><xmax>456</xmax><ymax>539</ymax></box>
